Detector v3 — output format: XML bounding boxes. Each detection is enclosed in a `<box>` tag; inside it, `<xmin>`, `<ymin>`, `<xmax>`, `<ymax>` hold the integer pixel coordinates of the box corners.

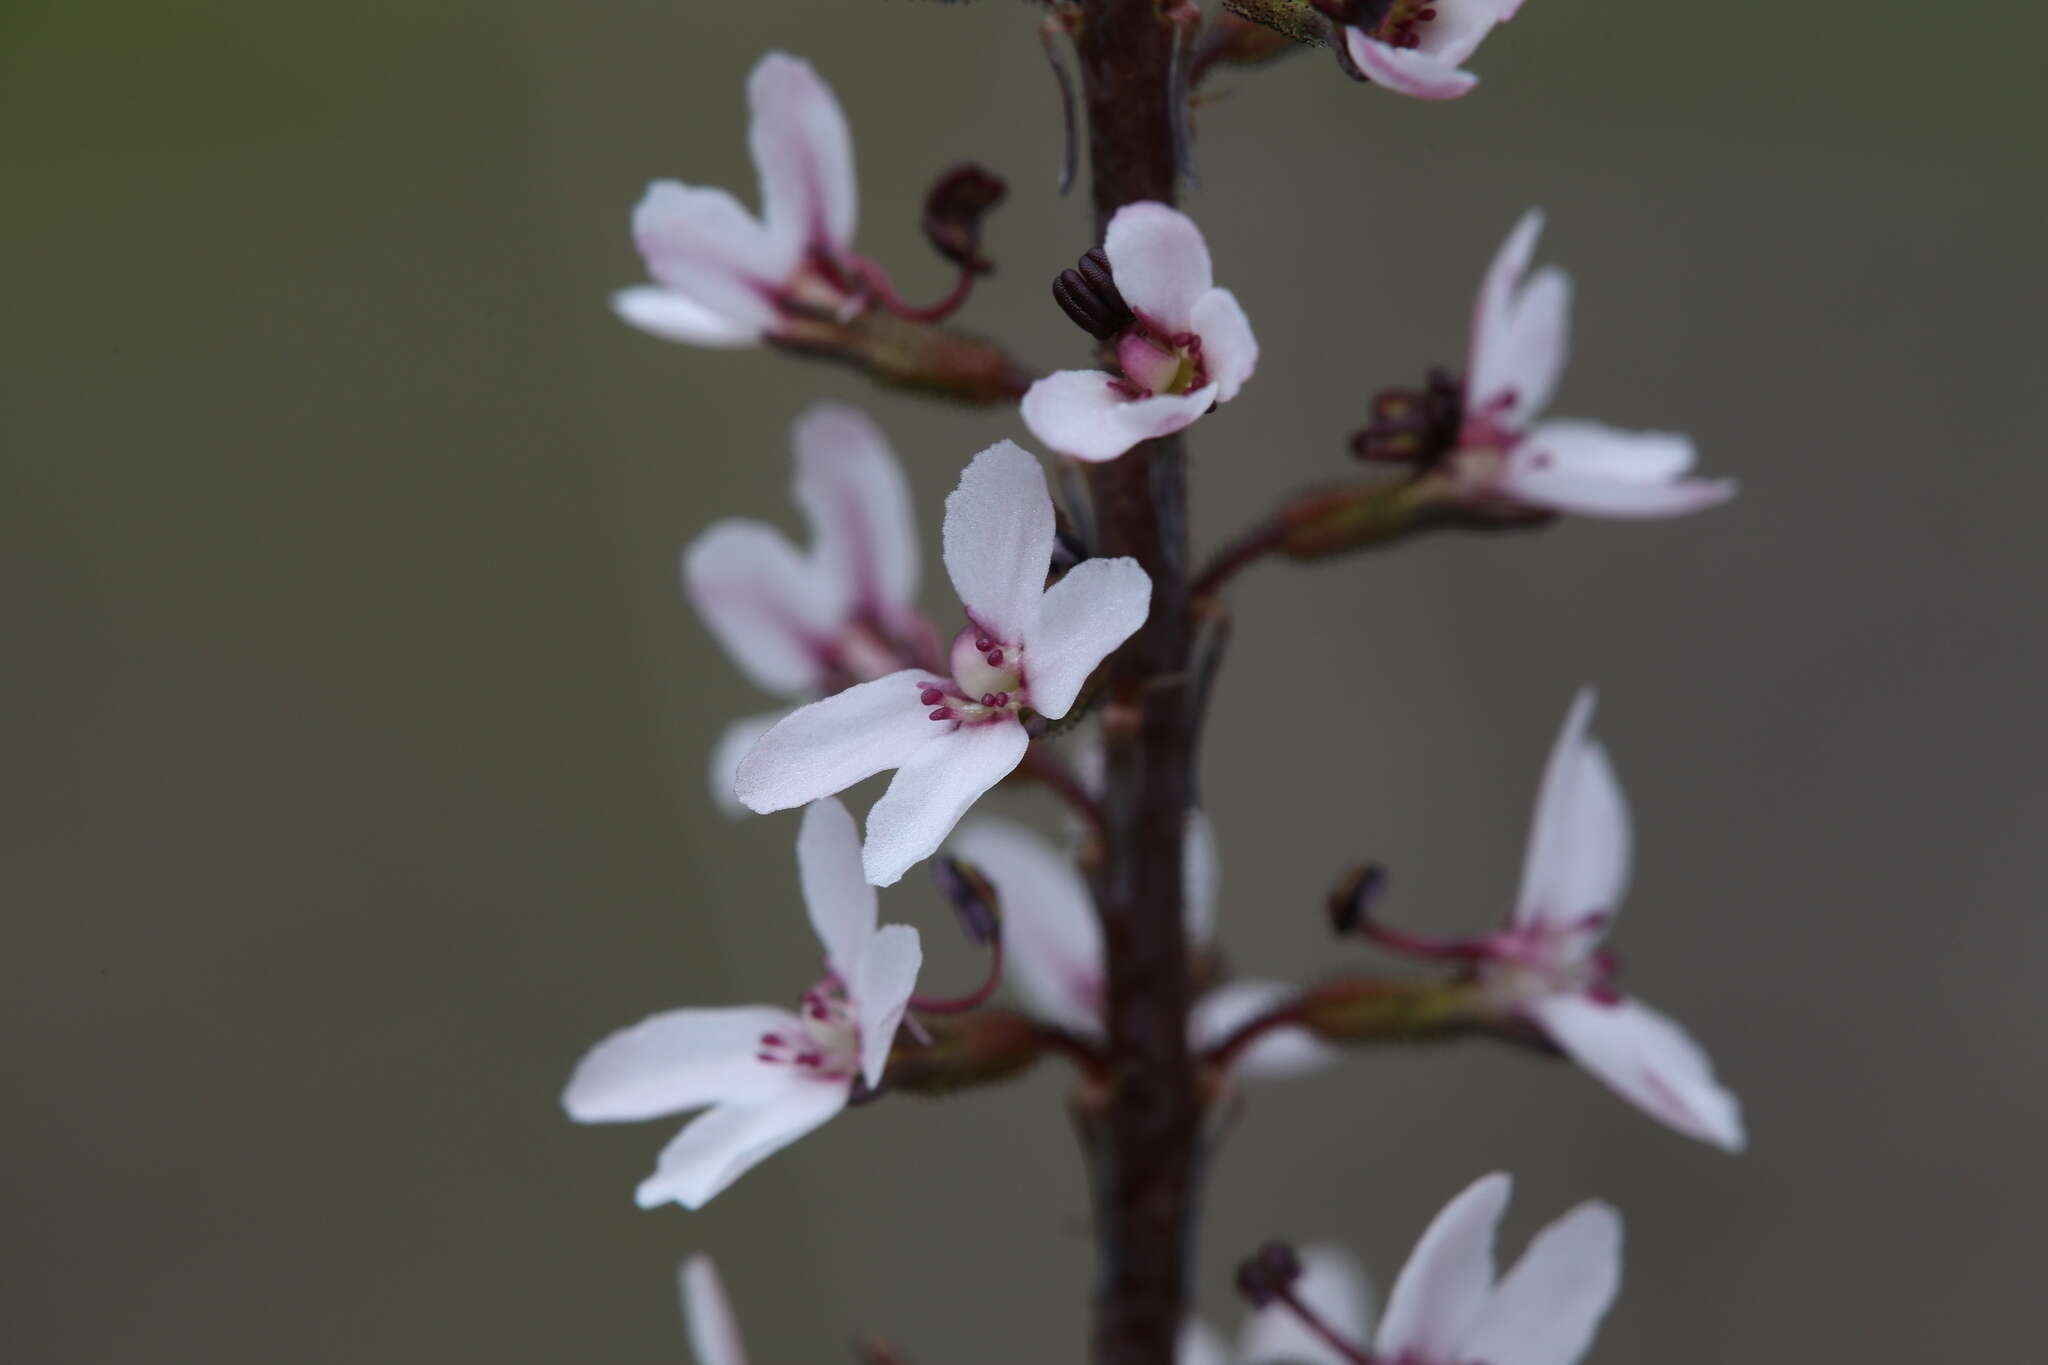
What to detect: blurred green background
<box><xmin>5</xmin><ymin>0</ymin><xmax>2045</xmax><ymax>1360</ymax></box>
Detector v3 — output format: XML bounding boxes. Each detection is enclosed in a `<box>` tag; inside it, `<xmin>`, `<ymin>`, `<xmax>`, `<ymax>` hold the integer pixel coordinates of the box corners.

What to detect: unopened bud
<box><xmin>1327</xmin><ymin>861</ymin><xmax>1389</xmax><ymax>936</ymax></box>
<box><xmin>1234</xmin><ymin>1240</ymin><xmax>1304</xmax><ymax>1308</ymax></box>
<box><xmin>922</xmin><ymin>163</ymin><xmax>1007</xmax><ymax>274</ymax></box>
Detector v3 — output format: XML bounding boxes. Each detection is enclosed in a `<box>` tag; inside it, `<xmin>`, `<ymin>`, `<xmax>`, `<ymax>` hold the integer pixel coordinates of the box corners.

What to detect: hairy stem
<box><xmin>1073</xmin><ymin>4</ymin><xmax>1201</xmax><ymax>1364</ymax></box>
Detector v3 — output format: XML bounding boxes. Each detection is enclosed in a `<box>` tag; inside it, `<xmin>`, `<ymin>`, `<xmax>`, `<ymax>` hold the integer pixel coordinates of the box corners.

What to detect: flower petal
<box><xmin>1239</xmin><ymin>1244</ymin><xmax>1375</xmax><ymax>1365</ymax></box>
<box><xmin>1375</xmin><ymin>1173</ymin><xmax>1510</xmax><ymax>1361</ymax></box>
<box><xmin>1026</xmin><ymin>557</ymin><xmax>1151</xmax><ymax>719</ymax></box>
<box><xmin>1502</xmin><ymin>420</ymin><xmax>1734</xmax><ymax>519</ymax></box>
<box><xmin>709</xmin><ymin>711</ymin><xmax>789</xmax><ymax>816</ymax></box>
<box><xmin>862</xmin><ymin>720</ymin><xmax>1032</xmax><ymax>886</ymax></box>
<box><xmin>1183</xmin><ymin>808</ymin><xmax>1220</xmax><ymax>948</ymax></box>
<box><xmin>1465</xmin><ymin>1200</ymin><xmax>1623</xmax><ymax>1365</ymax></box>
<box><xmin>942</xmin><ymin>441</ymin><xmax>1054</xmax><ymax>646</ymax></box>
<box><xmin>1467</xmin><ymin>210</ymin><xmax>1555</xmax><ymax>423</ymax></box>
<box><xmin>1499</xmin><ymin>465</ymin><xmax>1738</xmax><ymax>519</ymax></box>
<box><xmin>734</xmin><ymin>670</ymin><xmax>946</xmax><ymax>814</ymax></box>
<box><xmin>631</xmin><ymin>181</ymin><xmax>788</xmax><ymax>331</ymax></box>
<box><xmin>1530</xmin><ymin>994</ymin><xmax>1746</xmax><ymax>1152</ymax></box>
<box><xmin>680</xmin><ymin>1256</ymin><xmax>751</xmax><ymax>1365</ymax></box>
<box><xmin>1189</xmin><ymin>979</ymin><xmax>1337</xmax><ymax>1083</ymax></box>
<box><xmin>791</xmin><ymin>402</ymin><xmax>919</xmax><ymax>618</ymax></box>
<box><xmin>1104</xmin><ymin>203</ymin><xmax>1214</xmax><ymax>333</ymax></box>
<box><xmin>1022</xmin><ymin>372</ymin><xmax>1218</xmax><ymax>463</ymax></box>
<box><xmin>563</xmin><ymin>1005</ymin><xmax>802</xmax><ymax>1122</ymax></box>
<box><xmin>1344</xmin><ymin>29</ymin><xmax>1480</xmax><ymax>101</ymax></box>
<box><xmin>685</xmin><ymin>521</ymin><xmax>842</xmax><ymax>697</ymax></box>
<box><xmin>1513</xmin><ymin>689</ymin><xmax>1630</xmax><ymax>930</ymax></box>
<box><xmin>1176</xmin><ymin>1320</ymin><xmax>1231</xmax><ymax>1365</ymax></box>
<box><xmin>1190</xmin><ymin>288</ymin><xmax>1258</xmax><ymax>401</ymax></box>
<box><xmin>852</xmin><ymin>922</ymin><xmax>922</xmax><ymax>1088</ymax></box>
<box><xmin>1471</xmin><ymin>264</ymin><xmax>1570</xmax><ymax>432</ymax></box>
<box><xmin>635</xmin><ymin>1078</ymin><xmax>849</xmax><ymax>1209</ymax></box>
<box><xmin>748</xmin><ymin>52</ymin><xmax>857</xmax><ymax>261</ymax></box>
<box><xmin>798</xmin><ymin>796</ymin><xmax>876</xmax><ymax>978</ymax></box>
<box><xmin>950</xmin><ymin>817</ymin><xmax>1104</xmax><ymax>1035</ymax></box>
<box><xmin>613</xmin><ymin>286</ymin><xmax>765</xmax><ymax>349</ymax></box>
<box><xmin>1516</xmin><ymin>418</ymin><xmax>1696</xmax><ymax>481</ymax></box>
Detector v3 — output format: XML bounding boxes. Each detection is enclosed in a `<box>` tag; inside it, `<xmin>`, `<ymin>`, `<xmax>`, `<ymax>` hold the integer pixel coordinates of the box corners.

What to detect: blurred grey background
<box><xmin>5</xmin><ymin>0</ymin><xmax>2044</xmax><ymax>1360</ymax></box>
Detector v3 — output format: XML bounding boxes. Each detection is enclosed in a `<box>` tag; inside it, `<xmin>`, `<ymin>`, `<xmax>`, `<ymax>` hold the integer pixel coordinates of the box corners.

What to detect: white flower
<box><xmin>1023</xmin><ymin>204</ymin><xmax>1258</xmax><ymax>463</ymax></box>
<box><xmin>561</xmin><ymin>799</ymin><xmax>922</xmax><ymax>1209</ymax></box>
<box><xmin>687</xmin><ymin>403</ymin><xmax>929</xmax><ymax>811</ymax></box>
<box><xmin>1183</xmin><ymin>1175</ymin><xmax>1622</xmax><ymax>1365</ymax></box>
<box><xmin>1481</xmin><ymin>689</ymin><xmax>1745</xmax><ymax>1150</ymax></box>
<box><xmin>948</xmin><ymin>813</ymin><xmax>1335</xmax><ymax>1081</ymax></box>
<box><xmin>735</xmin><ymin>441</ymin><xmax>1151</xmax><ymax>886</ymax></box>
<box><xmin>613</xmin><ymin>53</ymin><xmax>860</xmax><ymax>348</ymax></box>
<box><xmin>1339</xmin><ymin>0</ymin><xmax>1518</xmax><ymax>102</ymax></box>
<box><xmin>679</xmin><ymin>1256</ymin><xmax>748</xmax><ymax>1365</ymax></box>
<box><xmin>1455</xmin><ymin>212</ymin><xmax>1735</xmax><ymax>519</ymax></box>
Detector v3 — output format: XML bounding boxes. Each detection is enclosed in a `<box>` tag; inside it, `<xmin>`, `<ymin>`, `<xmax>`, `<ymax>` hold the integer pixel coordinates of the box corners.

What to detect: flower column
<box><xmin>1072</xmin><ymin>4</ymin><xmax>1201</xmax><ymax>1365</ymax></box>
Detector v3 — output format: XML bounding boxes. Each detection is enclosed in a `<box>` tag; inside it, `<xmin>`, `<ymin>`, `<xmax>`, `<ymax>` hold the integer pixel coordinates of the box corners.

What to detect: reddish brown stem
<box><xmin>1072</xmin><ymin>4</ymin><xmax>1202</xmax><ymax>1364</ymax></box>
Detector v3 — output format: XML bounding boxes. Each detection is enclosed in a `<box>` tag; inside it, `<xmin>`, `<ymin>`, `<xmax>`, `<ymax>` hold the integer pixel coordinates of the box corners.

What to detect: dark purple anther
<box><xmin>920</xmin><ymin>687</ymin><xmax>945</xmax><ymax>706</ymax></box>
<box><xmin>1053</xmin><ymin>245</ymin><xmax>1135</xmax><ymax>340</ymax></box>
<box><xmin>1351</xmin><ymin>364</ymin><xmax>1464</xmax><ymax>466</ymax></box>
<box><xmin>974</xmin><ymin>634</ymin><xmax>992</xmax><ymax>651</ymax></box>
<box><xmin>922</xmin><ymin>162</ymin><xmax>1007</xmax><ymax>274</ymax></box>
<box><xmin>1234</xmin><ymin>1240</ymin><xmax>1304</xmax><ymax>1308</ymax></box>
<box><xmin>981</xmin><ymin>693</ymin><xmax>998</xmax><ymax>707</ymax></box>
<box><xmin>984</xmin><ymin>648</ymin><xmax>1004</xmax><ymax>667</ymax></box>
<box><xmin>929</xmin><ymin>706</ymin><xmax>956</xmax><ymax>721</ymax></box>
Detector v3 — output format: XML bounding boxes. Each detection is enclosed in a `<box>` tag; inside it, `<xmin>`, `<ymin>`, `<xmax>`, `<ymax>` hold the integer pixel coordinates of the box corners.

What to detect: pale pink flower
<box><xmin>1454</xmin><ymin>212</ymin><xmax>1735</xmax><ymax>518</ymax></box>
<box><xmin>1185</xmin><ymin>1176</ymin><xmax>1619</xmax><ymax>1365</ymax></box>
<box><xmin>686</xmin><ymin>403</ymin><xmax>931</xmax><ymax>811</ymax></box>
<box><xmin>1340</xmin><ymin>0</ymin><xmax>1518</xmax><ymax>102</ymax></box>
<box><xmin>1479</xmin><ymin>690</ymin><xmax>1745</xmax><ymax>1150</ymax></box>
<box><xmin>1179</xmin><ymin>1245</ymin><xmax>1372</xmax><ymax>1365</ymax></box>
<box><xmin>948</xmin><ymin>814</ymin><xmax>1334</xmax><ymax>1080</ymax></box>
<box><xmin>1023</xmin><ymin>204</ymin><xmax>1258</xmax><ymax>463</ymax></box>
<box><xmin>613</xmin><ymin>53</ymin><xmax>860</xmax><ymax>348</ymax></box>
<box><xmin>679</xmin><ymin>1256</ymin><xmax>748</xmax><ymax>1365</ymax></box>
<box><xmin>562</xmin><ymin>799</ymin><xmax>922</xmax><ymax>1209</ymax></box>
<box><xmin>1373</xmin><ymin>1173</ymin><xmax>1622</xmax><ymax>1365</ymax></box>
<box><xmin>735</xmin><ymin>441</ymin><xmax>1151</xmax><ymax>886</ymax></box>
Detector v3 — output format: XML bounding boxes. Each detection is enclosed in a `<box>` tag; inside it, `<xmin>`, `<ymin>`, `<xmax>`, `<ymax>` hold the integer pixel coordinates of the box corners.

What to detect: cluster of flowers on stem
<box><xmin>565</xmin><ymin>23</ymin><xmax>1746</xmax><ymax>1363</ymax></box>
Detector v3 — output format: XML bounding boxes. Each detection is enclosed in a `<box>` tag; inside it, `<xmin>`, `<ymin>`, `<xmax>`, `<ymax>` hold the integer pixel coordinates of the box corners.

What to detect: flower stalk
<box><xmin>1074</xmin><ymin>2</ymin><xmax>1203</xmax><ymax>1361</ymax></box>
